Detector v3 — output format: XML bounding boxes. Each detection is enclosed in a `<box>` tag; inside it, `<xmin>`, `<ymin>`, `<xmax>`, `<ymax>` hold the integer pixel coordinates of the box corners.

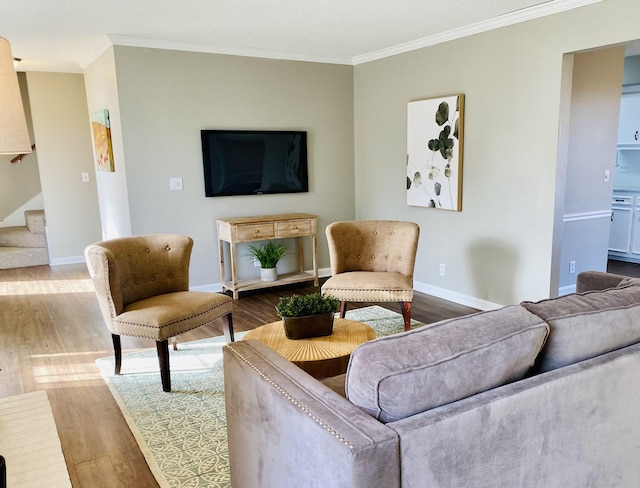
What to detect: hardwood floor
<box><xmin>607</xmin><ymin>258</ymin><xmax>640</xmax><ymax>278</ymax></box>
<box><xmin>0</xmin><ymin>264</ymin><xmax>478</xmax><ymax>488</ymax></box>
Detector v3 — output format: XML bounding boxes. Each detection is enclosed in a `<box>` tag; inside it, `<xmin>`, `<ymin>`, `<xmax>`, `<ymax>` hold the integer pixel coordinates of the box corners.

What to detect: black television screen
<box><xmin>201</xmin><ymin>130</ymin><xmax>308</xmax><ymax>197</ymax></box>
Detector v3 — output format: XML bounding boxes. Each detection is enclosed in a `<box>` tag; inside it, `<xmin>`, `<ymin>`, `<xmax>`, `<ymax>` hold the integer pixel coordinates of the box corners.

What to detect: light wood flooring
<box><xmin>0</xmin><ymin>263</ymin><xmax>478</xmax><ymax>488</ymax></box>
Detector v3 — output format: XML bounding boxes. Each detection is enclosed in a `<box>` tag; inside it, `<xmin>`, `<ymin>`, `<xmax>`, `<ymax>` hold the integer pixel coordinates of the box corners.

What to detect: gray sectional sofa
<box><xmin>223</xmin><ymin>271</ymin><xmax>640</xmax><ymax>488</ymax></box>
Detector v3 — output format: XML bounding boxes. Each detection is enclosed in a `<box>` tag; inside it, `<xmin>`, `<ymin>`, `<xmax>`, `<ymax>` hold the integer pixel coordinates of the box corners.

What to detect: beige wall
<box><xmin>27</xmin><ymin>72</ymin><xmax>102</xmax><ymax>261</ymax></box>
<box><xmin>83</xmin><ymin>47</ymin><xmax>132</xmax><ymax>240</ymax></box>
<box><xmin>101</xmin><ymin>47</ymin><xmax>355</xmax><ymax>286</ymax></box>
<box><xmin>65</xmin><ymin>0</ymin><xmax>640</xmax><ymax>303</ymax></box>
<box><xmin>558</xmin><ymin>47</ymin><xmax>625</xmax><ymax>291</ymax></box>
<box><xmin>354</xmin><ymin>0</ymin><xmax>640</xmax><ymax>306</ymax></box>
<box><xmin>0</xmin><ymin>73</ymin><xmax>42</xmax><ymax>224</ymax></box>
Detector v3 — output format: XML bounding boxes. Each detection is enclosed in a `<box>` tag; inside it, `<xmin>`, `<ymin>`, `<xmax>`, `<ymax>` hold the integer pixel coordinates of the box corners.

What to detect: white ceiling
<box><xmin>0</xmin><ymin>0</ymin><xmax>605</xmax><ymax>72</ymax></box>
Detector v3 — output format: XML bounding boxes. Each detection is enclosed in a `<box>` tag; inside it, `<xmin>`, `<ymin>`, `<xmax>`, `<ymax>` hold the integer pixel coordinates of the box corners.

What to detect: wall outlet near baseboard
<box><xmin>569</xmin><ymin>260</ymin><xmax>576</xmax><ymax>274</ymax></box>
<box><xmin>439</xmin><ymin>263</ymin><xmax>446</xmax><ymax>276</ymax></box>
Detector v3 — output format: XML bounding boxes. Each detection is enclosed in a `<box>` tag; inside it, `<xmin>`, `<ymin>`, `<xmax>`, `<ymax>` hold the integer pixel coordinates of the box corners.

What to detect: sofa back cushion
<box><xmin>345</xmin><ymin>305</ymin><xmax>549</xmax><ymax>423</ymax></box>
<box><xmin>522</xmin><ymin>284</ymin><xmax>640</xmax><ymax>372</ymax></box>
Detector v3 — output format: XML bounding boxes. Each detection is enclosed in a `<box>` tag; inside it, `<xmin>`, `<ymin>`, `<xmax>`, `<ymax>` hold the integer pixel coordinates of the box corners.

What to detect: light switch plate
<box><xmin>169</xmin><ymin>177</ymin><xmax>183</xmax><ymax>190</ymax></box>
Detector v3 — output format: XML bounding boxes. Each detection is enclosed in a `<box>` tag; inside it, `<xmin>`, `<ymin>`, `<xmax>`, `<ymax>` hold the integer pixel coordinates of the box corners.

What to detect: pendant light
<box><xmin>0</xmin><ymin>37</ymin><xmax>31</xmax><ymax>155</ymax></box>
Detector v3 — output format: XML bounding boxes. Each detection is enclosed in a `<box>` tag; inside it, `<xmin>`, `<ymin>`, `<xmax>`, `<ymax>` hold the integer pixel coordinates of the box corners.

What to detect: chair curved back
<box><xmin>326</xmin><ymin>220</ymin><xmax>419</xmax><ymax>277</ymax></box>
<box><xmin>84</xmin><ymin>234</ymin><xmax>193</xmax><ymax>331</ymax></box>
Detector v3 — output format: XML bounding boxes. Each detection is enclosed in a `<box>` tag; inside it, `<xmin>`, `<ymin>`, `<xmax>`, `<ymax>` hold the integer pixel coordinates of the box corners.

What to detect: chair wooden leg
<box><xmin>156</xmin><ymin>340</ymin><xmax>171</xmax><ymax>392</ymax></box>
<box><xmin>401</xmin><ymin>301</ymin><xmax>412</xmax><ymax>331</ymax></box>
<box><xmin>339</xmin><ymin>301</ymin><xmax>348</xmax><ymax>318</ymax></box>
<box><xmin>223</xmin><ymin>313</ymin><xmax>235</xmax><ymax>343</ymax></box>
<box><xmin>112</xmin><ymin>334</ymin><xmax>122</xmax><ymax>375</ymax></box>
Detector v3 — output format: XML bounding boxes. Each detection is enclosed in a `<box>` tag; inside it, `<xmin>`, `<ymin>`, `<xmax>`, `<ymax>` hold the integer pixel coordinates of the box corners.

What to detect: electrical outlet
<box><xmin>604</xmin><ymin>169</ymin><xmax>610</xmax><ymax>182</ymax></box>
<box><xmin>569</xmin><ymin>260</ymin><xmax>576</xmax><ymax>274</ymax></box>
<box><xmin>439</xmin><ymin>263</ymin><xmax>445</xmax><ymax>276</ymax></box>
<box><xmin>169</xmin><ymin>177</ymin><xmax>183</xmax><ymax>190</ymax></box>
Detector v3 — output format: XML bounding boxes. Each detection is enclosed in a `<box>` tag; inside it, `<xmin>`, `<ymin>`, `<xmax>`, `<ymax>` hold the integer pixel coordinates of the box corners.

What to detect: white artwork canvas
<box><xmin>406</xmin><ymin>94</ymin><xmax>464</xmax><ymax>211</ymax></box>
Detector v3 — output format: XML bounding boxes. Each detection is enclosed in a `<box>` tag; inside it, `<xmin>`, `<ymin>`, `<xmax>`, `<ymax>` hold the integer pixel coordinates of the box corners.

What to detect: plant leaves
<box><xmin>434</xmin><ymin>182</ymin><xmax>441</xmax><ymax>196</ymax></box>
<box><xmin>428</xmin><ymin>138</ymin><xmax>440</xmax><ymax>151</ymax></box>
<box><xmin>435</xmin><ymin>102</ymin><xmax>449</xmax><ymax>126</ymax></box>
<box><xmin>453</xmin><ymin>117</ymin><xmax>459</xmax><ymax>139</ymax></box>
<box><xmin>407</xmin><ymin>176</ymin><xmax>412</xmax><ymax>190</ymax></box>
<box><xmin>438</xmin><ymin>126</ymin><xmax>454</xmax><ymax>160</ymax></box>
<box><xmin>413</xmin><ymin>172</ymin><xmax>423</xmax><ymax>187</ymax></box>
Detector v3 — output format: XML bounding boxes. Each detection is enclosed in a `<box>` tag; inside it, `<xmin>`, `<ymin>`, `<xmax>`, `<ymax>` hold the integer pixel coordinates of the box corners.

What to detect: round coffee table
<box><xmin>242</xmin><ymin>318</ymin><xmax>376</xmax><ymax>379</ymax></box>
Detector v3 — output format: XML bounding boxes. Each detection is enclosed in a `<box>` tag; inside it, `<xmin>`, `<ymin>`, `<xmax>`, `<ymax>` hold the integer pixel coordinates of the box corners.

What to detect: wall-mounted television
<box><xmin>201</xmin><ymin>130</ymin><xmax>308</xmax><ymax>197</ymax></box>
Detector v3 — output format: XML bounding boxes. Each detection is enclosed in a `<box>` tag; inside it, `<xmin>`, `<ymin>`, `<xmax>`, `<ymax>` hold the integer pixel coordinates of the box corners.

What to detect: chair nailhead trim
<box><xmin>226</xmin><ymin>345</ymin><xmax>355</xmax><ymax>451</ymax></box>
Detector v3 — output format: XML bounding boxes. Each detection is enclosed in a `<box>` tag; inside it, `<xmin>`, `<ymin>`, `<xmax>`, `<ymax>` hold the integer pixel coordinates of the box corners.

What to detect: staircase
<box><xmin>0</xmin><ymin>210</ymin><xmax>49</xmax><ymax>269</ymax></box>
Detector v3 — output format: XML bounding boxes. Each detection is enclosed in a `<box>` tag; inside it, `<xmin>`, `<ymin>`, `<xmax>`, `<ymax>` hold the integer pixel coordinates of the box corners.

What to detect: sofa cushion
<box><xmin>345</xmin><ymin>305</ymin><xmax>549</xmax><ymax>423</ymax></box>
<box><xmin>522</xmin><ymin>284</ymin><xmax>640</xmax><ymax>372</ymax></box>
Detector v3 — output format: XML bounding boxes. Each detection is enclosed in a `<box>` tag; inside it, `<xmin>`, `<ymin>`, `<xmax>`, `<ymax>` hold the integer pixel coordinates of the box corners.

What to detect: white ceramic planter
<box><xmin>260</xmin><ymin>267</ymin><xmax>278</xmax><ymax>282</ymax></box>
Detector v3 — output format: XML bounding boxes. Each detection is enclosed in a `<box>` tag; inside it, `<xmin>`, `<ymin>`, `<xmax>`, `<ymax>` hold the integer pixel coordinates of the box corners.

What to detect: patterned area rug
<box><xmin>96</xmin><ymin>305</ymin><xmax>422</xmax><ymax>488</ymax></box>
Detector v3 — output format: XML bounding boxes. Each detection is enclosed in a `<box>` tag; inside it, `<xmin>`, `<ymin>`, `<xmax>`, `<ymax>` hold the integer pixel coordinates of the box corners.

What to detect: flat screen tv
<box><xmin>201</xmin><ymin>130</ymin><xmax>308</xmax><ymax>197</ymax></box>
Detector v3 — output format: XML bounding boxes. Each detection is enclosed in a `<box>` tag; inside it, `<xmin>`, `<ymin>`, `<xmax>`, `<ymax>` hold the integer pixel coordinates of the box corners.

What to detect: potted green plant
<box><xmin>247</xmin><ymin>241</ymin><xmax>288</xmax><ymax>282</ymax></box>
<box><xmin>275</xmin><ymin>293</ymin><xmax>340</xmax><ymax>339</ymax></box>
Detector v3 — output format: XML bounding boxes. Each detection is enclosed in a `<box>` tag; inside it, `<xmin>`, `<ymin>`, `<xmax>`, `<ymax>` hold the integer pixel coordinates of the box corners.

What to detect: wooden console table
<box><xmin>217</xmin><ymin>213</ymin><xmax>319</xmax><ymax>298</ymax></box>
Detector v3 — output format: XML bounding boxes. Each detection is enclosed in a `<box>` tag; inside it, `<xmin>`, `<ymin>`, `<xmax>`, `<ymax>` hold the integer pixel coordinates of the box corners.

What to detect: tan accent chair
<box><xmin>321</xmin><ymin>220</ymin><xmax>419</xmax><ymax>331</ymax></box>
<box><xmin>85</xmin><ymin>234</ymin><xmax>233</xmax><ymax>392</ymax></box>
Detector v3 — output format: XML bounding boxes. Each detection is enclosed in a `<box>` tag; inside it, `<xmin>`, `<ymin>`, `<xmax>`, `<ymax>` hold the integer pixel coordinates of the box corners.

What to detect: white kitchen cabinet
<box><xmin>609</xmin><ymin>196</ymin><xmax>633</xmax><ymax>253</ymax></box>
<box><xmin>618</xmin><ymin>93</ymin><xmax>640</xmax><ymax>147</ymax></box>
<box><xmin>608</xmin><ymin>193</ymin><xmax>640</xmax><ymax>262</ymax></box>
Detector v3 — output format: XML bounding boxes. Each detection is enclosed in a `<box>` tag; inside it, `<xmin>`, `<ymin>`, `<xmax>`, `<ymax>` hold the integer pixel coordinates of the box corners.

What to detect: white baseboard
<box><xmin>413</xmin><ymin>280</ymin><xmax>502</xmax><ymax>311</ymax></box>
<box><xmin>46</xmin><ymin>258</ymin><xmax>504</xmax><ymax>310</ymax></box>
<box><xmin>192</xmin><ymin>268</ymin><xmax>500</xmax><ymax>312</ymax></box>
<box><xmin>558</xmin><ymin>284</ymin><xmax>576</xmax><ymax>296</ymax></box>
<box><xmin>190</xmin><ymin>283</ymin><xmax>223</xmax><ymax>293</ymax></box>
<box><xmin>190</xmin><ymin>267</ymin><xmax>332</xmax><ymax>293</ymax></box>
<box><xmin>49</xmin><ymin>255</ymin><xmax>86</xmax><ymax>266</ymax></box>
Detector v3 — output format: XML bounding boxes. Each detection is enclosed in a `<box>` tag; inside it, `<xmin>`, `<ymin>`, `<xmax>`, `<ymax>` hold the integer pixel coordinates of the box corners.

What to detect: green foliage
<box><xmin>246</xmin><ymin>241</ymin><xmax>288</xmax><ymax>269</ymax></box>
<box><xmin>276</xmin><ymin>293</ymin><xmax>339</xmax><ymax>318</ymax></box>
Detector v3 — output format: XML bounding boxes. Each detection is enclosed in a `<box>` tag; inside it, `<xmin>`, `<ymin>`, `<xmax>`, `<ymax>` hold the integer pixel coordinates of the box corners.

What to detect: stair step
<box><xmin>25</xmin><ymin>210</ymin><xmax>46</xmax><ymax>234</ymax></box>
<box><xmin>0</xmin><ymin>247</ymin><xmax>49</xmax><ymax>269</ymax></box>
<box><xmin>0</xmin><ymin>226</ymin><xmax>47</xmax><ymax>248</ymax></box>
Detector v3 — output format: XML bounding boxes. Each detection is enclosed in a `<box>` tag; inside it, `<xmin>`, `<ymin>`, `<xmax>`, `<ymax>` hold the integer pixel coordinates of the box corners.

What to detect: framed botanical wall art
<box><xmin>406</xmin><ymin>94</ymin><xmax>464</xmax><ymax>211</ymax></box>
<box><xmin>91</xmin><ymin>109</ymin><xmax>115</xmax><ymax>172</ymax></box>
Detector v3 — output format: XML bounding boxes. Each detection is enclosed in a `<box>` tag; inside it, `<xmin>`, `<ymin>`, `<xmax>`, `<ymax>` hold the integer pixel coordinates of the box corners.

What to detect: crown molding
<box><xmin>107</xmin><ymin>34</ymin><xmax>353</xmax><ymax>66</ymax></box>
<box><xmin>352</xmin><ymin>0</ymin><xmax>603</xmax><ymax>65</ymax></box>
<box><xmin>78</xmin><ymin>35</ymin><xmax>114</xmax><ymax>70</ymax></box>
<box><xmin>78</xmin><ymin>0</ymin><xmax>602</xmax><ymax>69</ymax></box>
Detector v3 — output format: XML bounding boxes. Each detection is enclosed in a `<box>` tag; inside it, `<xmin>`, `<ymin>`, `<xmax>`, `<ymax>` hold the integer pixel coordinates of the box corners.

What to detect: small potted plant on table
<box><xmin>247</xmin><ymin>241</ymin><xmax>288</xmax><ymax>282</ymax></box>
<box><xmin>276</xmin><ymin>293</ymin><xmax>340</xmax><ymax>339</ymax></box>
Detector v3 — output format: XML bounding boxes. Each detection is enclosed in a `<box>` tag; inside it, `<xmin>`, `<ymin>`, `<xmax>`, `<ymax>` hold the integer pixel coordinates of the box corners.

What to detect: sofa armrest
<box><xmin>576</xmin><ymin>271</ymin><xmax>629</xmax><ymax>293</ymax></box>
<box><xmin>223</xmin><ymin>340</ymin><xmax>400</xmax><ymax>488</ymax></box>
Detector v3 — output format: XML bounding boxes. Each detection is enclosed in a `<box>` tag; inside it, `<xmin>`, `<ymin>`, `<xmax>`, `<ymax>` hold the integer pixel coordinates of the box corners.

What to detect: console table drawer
<box><xmin>235</xmin><ymin>223</ymin><xmax>275</xmax><ymax>240</ymax></box>
<box><xmin>276</xmin><ymin>219</ymin><xmax>313</xmax><ymax>237</ymax></box>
